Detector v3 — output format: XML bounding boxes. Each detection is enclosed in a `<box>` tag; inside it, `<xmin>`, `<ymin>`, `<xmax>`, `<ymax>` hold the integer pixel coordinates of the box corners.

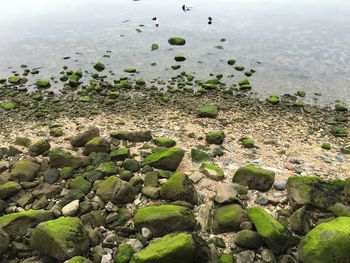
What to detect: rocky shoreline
<box><xmin>1</xmin><ymin>61</ymin><xmax>350</xmax><ymax>262</ymax></box>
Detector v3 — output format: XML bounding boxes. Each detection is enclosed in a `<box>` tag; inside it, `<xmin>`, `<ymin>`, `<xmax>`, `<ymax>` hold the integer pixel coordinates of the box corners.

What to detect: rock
<box><xmin>219</xmin><ymin>253</ymin><xmax>234</xmax><ymax>263</ymax></box>
<box><xmin>114</xmin><ymin>243</ymin><xmax>134</xmax><ymax>263</ymax></box>
<box><xmin>96</xmin><ymin>161</ymin><xmax>117</xmax><ymax>175</ymax></box>
<box><xmin>299</xmin><ymin>217</ymin><xmax>350</xmax><ymax>263</ymax></box>
<box><xmin>0</xmin><ymin>181</ymin><xmax>22</xmax><ymax>199</ymax></box>
<box><xmin>0</xmin><ymin>229</ymin><xmax>9</xmax><ymax>255</ymax></box>
<box><xmin>65</xmin><ymin>256</ymin><xmax>92</xmax><ymax>263</ymax></box>
<box><xmin>335</xmin><ymin>103</ymin><xmax>348</xmax><ymax>111</ymax></box>
<box><xmin>268</xmin><ymin>95</ymin><xmax>280</xmax><ymax>105</ymax></box>
<box><xmin>49</xmin><ymin>149</ymin><xmax>89</xmax><ymax>169</ymax></box>
<box><xmin>247</xmin><ymin>207</ymin><xmax>295</xmax><ymax>254</ymax></box>
<box><xmin>110</xmin><ymin>131</ymin><xmax>152</xmax><ymax>142</ymax></box>
<box><xmin>288</xmin><ymin>206</ymin><xmax>310</xmax><ymax>235</ymax></box>
<box><xmin>36</xmin><ymin>79</ymin><xmax>50</xmax><ymax>88</ymax></box>
<box><xmin>133</xmin><ymin>205</ymin><xmax>196</xmax><ymax>236</ymax></box>
<box><xmin>200</xmin><ymin>162</ymin><xmax>225</xmax><ymax>181</ymax></box>
<box><xmin>29</xmin><ymin>140</ymin><xmax>51</xmax><ymax>156</ymax></box>
<box><xmin>274</xmin><ymin>181</ymin><xmax>286</xmax><ymax>191</ymax></box>
<box><xmin>341</xmin><ymin>146</ymin><xmax>350</xmax><ymax>154</ymax></box>
<box><xmin>197</xmin><ymin>105</ymin><xmax>218</xmax><ymax>118</ymax></box>
<box><xmin>83</xmin><ymin>136</ymin><xmax>111</xmax><ymax>155</ymax></box>
<box><xmin>261</xmin><ymin>249</ymin><xmax>276</xmax><ymax>263</ymax></box>
<box><xmin>174</xmin><ymin>54</ymin><xmax>186</xmax><ymax>61</ymax></box>
<box><xmin>61</xmin><ymin>200</ymin><xmax>80</xmax><ymax>216</ymax></box>
<box><xmin>241</xmin><ymin>138</ymin><xmax>254</xmax><ymax>148</ymax></box>
<box><xmin>286</xmin><ymin>176</ymin><xmax>343</xmax><ymax>209</ymax></box>
<box><xmin>191</xmin><ymin>149</ymin><xmax>211</xmax><ymax>163</ymax></box>
<box><xmin>235</xmin><ymin>230</ymin><xmax>263</xmax><ymax>249</ymax></box>
<box><xmin>206</xmin><ymin>131</ymin><xmax>225</xmax><ymax>145</ymax></box>
<box><xmin>232</xmin><ymin>165</ymin><xmax>275</xmax><ymax>192</ymax></box>
<box><xmin>255</xmin><ymin>194</ymin><xmax>269</xmax><ymax>205</ymax></box>
<box><xmin>123</xmin><ymin>158</ymin><xmax>140</xmax><ymax>172</ymax></box>
<box><xmin>69</xmin><ymin>176</ymin><xmax>92</xmax><ymax>194</ymax></box>
<box><xmin>70</xmin><ymin>127</ymin><xmax>100</xmax><ymax>147</ymax></box>
<box><xmin>153</xmin><ymin>137</ymin><xmax>176</xmax><ymax>148</ymax></box>
<box><xmin>151</xmin><ymin>43</ymin><xmax>159</xmax><ymax>51</ymax></box>
<box><xmin>44</xmin><ymin>168</ymin><xmax>59</xmax><ymax>184</ymax></box>
<box><xmin>235</xmin><ymin>250</ymin><xmax>255</xmax><ymax>263</ymax></box>
<box><xmin>143</xmin><ymin>147</ymin><xmax>185</xmax><ymax>171</ymax></box>
<box><xmin>130</xmin><ymin>233</ymin><xmax>209</xmax><ymax>263</ymax></box>
<box><xmin>215</xmin><ymin>183</ymin><xmax>238</xmax><ymax>204</ymax></box>
<box><xmin>32</xmin><ymin>183</ymin><xmax>62</xmax><ymax>198</ymax></box>
<box><xmin>96</xmin><ymin>176</ymin><xmax>136</xmax><ymax>204</ymax></box>
<box><xmin>168</xmin><ymin>37</ymin><xmax>186</xmax><ymax>46</ymax></box>
<box><xmin>212</xmin><ymin>204</ymin><xmax>249</xmax><ymax>234</ymax></box>
<box><xmin>30</xmin><ymin>217</ymin><xmax>89</xmax><ymax>261</ymax></box>
<box><xmin>110</xmin><ymin>147</ymin><xmax>130</xmax><ymax>161</ymax></box>
<box><xmin>329</xmin><ymin>202</ymin><xmax>350</xmax><ymax>217</ymax></box>
<box><xmin>11</xmin><ymin>159</ymin><xmax>41</xmax><ymax>182</ymax></box>
<box><xmin>141</xmin><ymin>228</ymin><xmax>153</xmax><ymax>240</ymax></box>
<box><xmin>14</xmin><ymin>137</ymin><xmax>32</xmax><ymax>147</ymax></box>
<box><xmin>141</xmin><ymin>186</ymin><xmax>160</xmax><ymax>199</ymax></box>
<box><xmin>0</xmin><ymin>210</ymin><xmax>53</xmax><ymax>238</ymax></box>
<box><xmin>160</xmin><ymin>172</ymin><xmax>197</xmax><ymax>204</ymax></box>
<box><xmin>93</xmin><ymin>61</ymin><xmax>105</xmax><ymax>72</ymax></box>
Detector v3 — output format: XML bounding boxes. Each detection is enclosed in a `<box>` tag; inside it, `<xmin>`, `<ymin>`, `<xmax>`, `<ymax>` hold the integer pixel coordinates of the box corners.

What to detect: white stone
<box><xmin>61</xmin><ymin>200</ymin><xmax>79</xmax><ymax>216</ymax></box>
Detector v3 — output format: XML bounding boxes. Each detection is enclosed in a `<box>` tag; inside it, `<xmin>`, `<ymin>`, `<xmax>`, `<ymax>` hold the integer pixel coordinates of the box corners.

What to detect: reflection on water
<box><xmin>0</xmin><ymin>0</ymin><xmax>350</xmax><ymax>105</ymax></box>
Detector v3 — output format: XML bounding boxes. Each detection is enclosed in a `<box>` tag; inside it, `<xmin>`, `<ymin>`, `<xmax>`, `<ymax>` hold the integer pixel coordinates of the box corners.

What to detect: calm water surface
<box><xmin>0</xmin><ymin>0</ymin><xmax>350</xmax><ymax>105</ymax></box>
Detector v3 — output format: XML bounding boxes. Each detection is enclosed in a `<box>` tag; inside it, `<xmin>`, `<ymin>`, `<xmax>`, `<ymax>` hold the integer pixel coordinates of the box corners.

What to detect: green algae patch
<box><xmin>247</xmin><ymin>207</ymin><xmax>295</xmax><ymax>254</ymax></box>
<box><xmin>1</xmin><ymin>101</ymin><xmax>15</xmax><ymax>110</ymax></box>
<box><xmin>153</xmin><ymin>137</ymin><xmax>176</xmax><ymax>148</ymax></box>
<box><xmin>299</xmin><ymin>217</ymin><xmax>350</xmax><ymax>263</ymax></box>
<box><xmin>143</xmin><ymin>147</ymin><xmax>184</xmax><ymax>171</ymax></box>
<box><xmin>115</xmin><ymin>243</ymin><xmax>134</xmax><ymax>263</ymax></box>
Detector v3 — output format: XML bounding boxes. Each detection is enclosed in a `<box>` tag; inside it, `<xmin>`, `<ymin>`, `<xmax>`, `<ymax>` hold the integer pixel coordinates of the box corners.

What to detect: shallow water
<box><xmin>0</xmin><ymin>0</ymin><xmax>350</xmax><ymax>105</ymax></box>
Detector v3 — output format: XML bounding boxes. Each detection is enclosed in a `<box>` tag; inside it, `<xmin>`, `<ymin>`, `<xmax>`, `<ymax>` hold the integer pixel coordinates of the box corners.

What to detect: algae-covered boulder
<box><xmin>168</xmin><ymin>37</ymin><xmax>186</xmax><ymax>46</ymax></box>
<box><xmin>143</xmin><ymin>147</ymin><xmax>185</xmax><ymax>171</ymax></box>
<box><xmin>49</xmin><ymin>148</ymin><xmax>89</xmax><ymax>169</ymax></box>
<box><xmin>247</xmin><ymin>207</ymin><xmax>295</xmax><ymax>254</ymax></box>
<box><xmin>93</xmin><ymin>61</ymin><xmax>105</xmax><ymax>72</ymax></box>
<box><xmin>160</xmin><ymin>172</ymin><xmax>197</xmax><ymax>204</ymax></box>
<box><xmin>70</xmin><ymin>127</ymin><xmax>100</xmax><ymax>147</ymax></box>
<box><xmin>196</xmin><ymin>105</ymin><xmax>218</xmax><ymax>118</ymax></box>
<box><xmin>200</xmin><ymin>162</ymin><xmax>224</xmax><ymax>181</ymax></box>
<box><xmin>0</xmin><ymin>181</ymin><xmax>22</xmax><ymax>199</ymax></box>
<box><xmin>130</xmin><ymin>233</ymin><xmax>209</xmax><ymax>263</ymax></box>
<box><xmin>212</xmin><ymin>204</ymin><xmax>249</xmax><ymax>234</ymax></box>
<box><xmin>29</xmin><ymin>139</ymin><xmax>51</xmax><ymax>156</ymax></box>
<box><xmin>286</xmin><ymin>176</ymin><xmax>343</xmax><ymax>209</ymax></box>
<box><xmin>153</xmin><ymin>137</ymin><xmax>176</xmax><ymax>148</ymax></box>
<box><xmin>83</xmin><ymin>136</ymin><xmax>111</xmax><ymax>155</ymax></box>
<box><xmin>299</xmin><ymin>217</ymin><xmax>350</xmax><ymax>263</ymax></box>
<box><xmin>133</xmin><ymin>205</ymin><xmax>196</xmax><ymax>236</ymax></box>
<box><xmin>96</xmin><ymin>176</ymin><xmax>136</xmax><ymax>204</ymax></box>
<box><xmin>30</xmin><ymin>217</ymin><xmax>89</xmax><ymax>261</ymax></box>
<box><xmin>206</xmin><ymin>131</ymin><xmax>225</xmax><ymax>145</ymax></box>
<box><xmin>11</xmin><ymin>159</ymin><xmax>41</xmax><ymax>182</ymax></box>
<box><xmin>0</xmin><ymin>210</ymin><xmax>53</xmax><ymax>238</ymax></box>
<box><xmin>232</xmin><ymin>165</ymin><xmax>275</xmax><ymax>192</ymax></box>
<box><xmin>114</xmin><ymin>243</ymin><xmax>134</xmax><ymax>263</ymax></box>
<box><xmin>111</xmin><ymin>131</ymin><xmax>152</xmax><ymax>142</ymax></box>
<box><xmin>65</xmin><ymin>256</ymin><xmax>92</xmax><ymax>263</ymax></box>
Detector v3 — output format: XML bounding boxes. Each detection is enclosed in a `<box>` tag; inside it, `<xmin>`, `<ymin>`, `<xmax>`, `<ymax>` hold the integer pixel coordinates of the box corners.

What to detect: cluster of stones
<box><xmin>0</xmin><ymin>115</ymin><xmax>349</xmax><ymax>263</ymax></box>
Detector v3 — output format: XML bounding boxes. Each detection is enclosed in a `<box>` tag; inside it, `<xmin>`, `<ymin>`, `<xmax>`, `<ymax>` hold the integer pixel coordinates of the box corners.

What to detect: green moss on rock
<box><xmin>96</xmin><ymin>176</ymin><xmax>136</xmax><ymax>204</ymax></box>
<box><xmin>11</xmin><ymin>159</ymin><xmax>41</xmax><ymax>182</ymax></box>
<box><xmin>36</xmin><ymin>79</ymin><xmax>51</xmax><ymax>88</ymax></box>
<box><xmin>93</xmin><ymin>61</ymin><xmax>105</xmax><ymax>72</ymax></box>
<box><xmin>168</xmin><ymin>37</ymin><xmax>186</xmax><ymax>46</ymax></box>
<box><xmin>0</xmin><ymin>181</ymin><xmax>22</xmax><ymax>199</ymax></box>
<box><xmin>196</xmin><ymin>105</ymin><xmax>218</xmax><ymax>118</ymax></box>
<box><xmin>200</xmin><ymin>162</ymin><xmax>224</xmax><ymax>181</ymax></box>
<box><xmin>1</xmin><ymin>101</ymin><xmax>15</xmax><ymax>110</ymax></box>
<box><xmin>206</xmin><ymin>131</ymin><xmax>225</xmax><ymax>145</ymax></box>
<box><xmin>153</xmin><ymin>137</ymin><xmax>176</xmax><ymax>148</ymax></box>
<box><xmin>143</xmin><ymin>147</ymin><xmax>185</xmax><ymax>171</ymax></box>
<box><xmin>115</xmin><ymin>243</ymin><xmax>134</xmax><ymax>263</ymax></box>
<box><xmin>212</xmin><ymin>204</ymin><xmax>248</xmax><ymax>234</ymax></box>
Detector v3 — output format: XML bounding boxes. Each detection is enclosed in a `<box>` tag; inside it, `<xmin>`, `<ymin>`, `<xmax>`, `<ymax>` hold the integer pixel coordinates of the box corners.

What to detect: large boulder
<box><xmin>30</xmin><ymin>217</ymin><xmax>90</xmax><ymax>261</ymax></box>
<box><xmin>96</xmin><ymin>176</ymin><xmax>136</xmax><ymax>204</ymax></box>
<box><xmin>0</xmin><ymin>210</ymin><xmax>54</xmax><ymax>238</ymax></box>
<box><xmin>143</xmin><ymin>148</ymin><xmax>185</xmax><ymax>171</ymax></box>
<box><xmin>130</xmin><ymin>233</ymin><xmax>210</xmax><ymax>263</ymax></box>
<box><xmin>299</xmin><ymin>217</ymin><xmax>350</xmax><ymax>263</ymax></box>
<box><xmin>70</xmin><ymin>127</ymin><xmax>100</xmax><ymax>147</ymax></box>
<box><xmin>212</xmin><ymin>204</ymin><xmax>249</xmax><ymax>234</ymax></box>
<box><xmin>286</xmin><ymin>176</ymin><xmax>343</xmax><ymax>209</ymax></box>
<box><xmin>133</xmin><ymin>205</ymin><xmax>196</xmax><ymax>236</ymax></box>
<box><xmin>83</xmin><ymin>136</ymin><xmax>111</xmax><ymax>155</ymax></box>
<box><xmin>49</xmin><ymin>149</ymin><xmax>89</xmax><ymax>169</ymax></box>
<box><xmin>247</xmin><ymin>207</ymin><xmax>295</xmax><ymax>254</ymax></box>
<box><xmin>11</xmin><ymin>160</ymin><xmax>41</xmax><ymax>182</ymax></box>
<box><xmin>160</xmin><ymin>172</ymin><xmax>197</xmax><ymax>204</ymax></box>
<box><xmin>232</xmin><ymin>165</ymin><xmax>275</xmax><ymax>192</ymax></box>
<box><xmin>111</xmin><ymin>131</ymin><xmax>152</xmax><ymax>142</ymax></box>
<box><xmin>0</xmin><ymin>181</ymin><xmax>22</xmax><ymax>199</ymax></box>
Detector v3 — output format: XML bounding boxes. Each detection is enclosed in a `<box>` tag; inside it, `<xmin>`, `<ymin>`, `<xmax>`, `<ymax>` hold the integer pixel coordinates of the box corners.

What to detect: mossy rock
<box><xmin>123</xmin><ymin>158</ymin><xmax>140</xmax><ymax>172</ymax></box>
<box><xmin>206</xmin><ymin>131</ymin><xmax>225</xmax><ymax>145</ymax></box>
<box><xmin>171</xmin><ymin>65</ymin><xmax>181</xmax><ymax>70</ymax></box>
<box><xmin>175</xmin><ymin>55</ymin><xmax>186</xmax><ymax>62</ymax></box>
<box><xmin>227</xmin><ymin>59</ymin><xmax>236</xmax><ymax>65</ymax></box>
<box><xmin>212</xmin><ymin>204</ymin><xmax>249</xmax><ymax>234</ymax></box>
<box><xmin>50</xmin><ymin>127</ymin><xmax>64</xmax><ymax>137</ymax></box>
<box><xmin>130</xmin><ymin>233</ymin><xmax>209</xmax><ymax>263</ymax></box>
<box><xmin>0</xmin><ymin>210</ymin><xmax>53</xmax><ymax>239</ymax></box>
<box><xmin>49</xmin><ymin>148</ymin><xmax>89</xmax><ymax>169</ymax></box>
<box><xmin>64</xmin><ymin>256</ymin><xmax>92</xmax><ymax>263</ymax></box>
<box><xmin>110</xmin><ymin>147</ymin><xmax>130</xmax><ymax>161</ymax></box>
<box><xmin>160</xmin><ymin>172</ymin><xmax>197</xmax><ymax>204</ymax></box>
<box><xmin>30</xmin><ymin>217</ymin><xmax>89</xmax><ymax>261</ymax></box>
<box><xmin>83</xmin><ymin>136</ymin><xmax>111</xmax><ymax>155</ymax></box>
<box><xmin>80</xmin><ymin>96</ymin><xmax>90</xmax><ymax>102</ymax></box>
<box><xmin>335</xmin><ymin>103</ymin><xmax>348</xmax><ymax>112</ymax></box>
<box><xmin>191</xmin><ymin>149</ymin><xmax>211</xmax><ymax>163</ymax></box>
<box><xmin>1</xmin><ymin>101</ymin><xmax>15</xmax><ymax>110</ymax></box>
<box><xmin>136</xmin><ymin>79</ymin><xmax>146</xmax><ymax>86</ymax></box>
<box><xmin>96</xmin><ymin>176</ymin><xmax>136</xmax><ymax>204</ymax></box>
<box><xmin>151</xmin><ymin>43</ymin><xmax>159</xmax><ymax>51</ymax></box>
<box><xmin>115</xmin><ymin>243</ymin><xmax>134</xmax><ymax>263</ymax></box>
<box><xmin>232</xmin><ymin>165</ymin><xmax>275</xmax><ymax>192</ymax></box>
<box><xmin>11</xmin><ymin>159</ymin><xmax>41</xmax><ymax>182</ymax></box>
<box><xmin>330</xmin><ymin>127</ymin><xmax>348</xmax><ymax>137</ymax></box>
<box><xmin>234</xmin><ymin>65</ymin><xmax>244</xmax><ymax>71</ymax></box>
<box><xmin>8</xmin><ymin>75</ymin><xmax>21</xmax><ymax>85</ymax></box>
<box><xmin>0</xmin><ymin>229</ymin><xmax>9</xmax><ymax>255</ymax></box>
<box><xmin>196</xmin><ymin>105</ymin><xmax>218</xmax><ymax>118</ymax></box>
<box><xmin>69</xmin><ymin>176</ymin><xmax>92</xmax><ymax>194</ymax></box>
<box><xmin>0</xmin><ymin>181</ymin><xmax>22</xmax><ymax>199</ymax></box>
<box><xmin>200</xmin><ymin>162</ymin><xmax>224</xmax><ymax>181</ymax></box>
<box><xmin>168</xmin><ymin>37</ymin><xmax>186</xmax><ymax>46</ymax></box>
<box><xmin>153</xmin><ymin>137</ymin><xmax>176</xmax><ymax>148</ymax></box>
<box><xmin>36</xmin><ymin>79</ymin><xmax>51</xmax><ymax>88</ymax></box>
<box><xmin>133</xmin><ymin>205</ymin><xmax>196</xmax><ymax>236</ymax></box>
<box><xmin>29</xmin><ymin>139</ymin><xmax>51</xmax><ymax>156</ymax></box>
<box><xmin>143</xmin><ymin>147</ymin><xmax>185</xmax><ymax>171</ymax></box>
<box><xmin>93</xmin><ymin>61</ymin><xmax>105</xmax><ymax>72</ymax></box>
<box><xmin>341</xmin><ymin>146</ymin><xmax>350</xmax><ymax>154</ymax></box>
<box><xmin>299</xmin><ymin>217</ymin><xmax>350</xmax><ymax>263</ymax></box>
<box><xmin>286</xmin><ymin>176</ymin><xmax>343</xmax><ymax>209</ymax></box>
<box><xmin>219</xmin><ymin>253</ymin><xmax>234</xmax><ymax>263</ymax></box>
<box><xmin>297</xmin><ymin>90</ymin><xmax>306</xmax><ymax>97</ymax></box>
<box><xmin>321</xmin><ymin>143</ymin><xmax>331</xmax><ymax>150</ymax></box>
<box><xmin>110</xmin><ymin>131</ymin><xmax>152</xmax><ymax>142</ymax></box>
<box><xmin>70</xmin><ymin>127</ymin><xmax>100</xmax><ymax>147</ymax></box>
<box><xmin>247</xmin><ymin>207</ymin><xmax>295</xmax><ymax>254</ymax></box>
<box><xmin>162</xmin><ymin>95</ymin><xmax>170</xmax><ymax>102</ymax></box>
<box><xmin>96</xmin><ymin>161</ymin><xmax>117</xmax><ymax>175</ymax></box>
<box><xmin>69</xmin><ymin>73</ymin><xmax>81</xmax><ymax>87</ymax></box>
<box><xmin>268</xmin><ymin>95</ymin><xmax>280</xmax><ymax>105</ymax></box>
<box><xmin>241</xmin><ymin>138</ymin><xmax>254</xmax><ymax>148</ymax></box>
<box><xmin>235</xmin><ymin>230</ymin><xmax>263</xmax><ymax>249</ymax></box>
<box><xmin>124</xmin><ymin>68</ymin><xmax>137</xmax><ymax>73</ymax></box>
